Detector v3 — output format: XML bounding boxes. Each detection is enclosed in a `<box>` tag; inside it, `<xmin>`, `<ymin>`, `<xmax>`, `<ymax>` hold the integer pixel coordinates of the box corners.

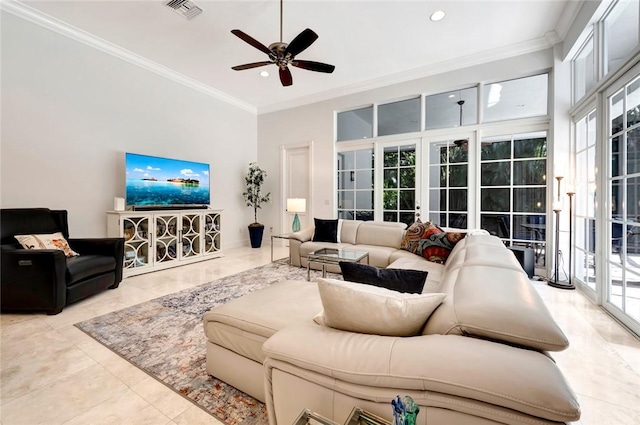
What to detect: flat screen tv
<box><xmin>125</xmin><ymin>152</ymin><xmax>210</xmax><ymax>208</ymax></box>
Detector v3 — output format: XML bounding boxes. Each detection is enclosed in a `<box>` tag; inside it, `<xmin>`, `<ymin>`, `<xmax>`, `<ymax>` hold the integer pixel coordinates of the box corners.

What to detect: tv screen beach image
<box><xmin>125</xmin><ymin>153</ymin><xmax>210</xmax><ymax>206</ymax></box>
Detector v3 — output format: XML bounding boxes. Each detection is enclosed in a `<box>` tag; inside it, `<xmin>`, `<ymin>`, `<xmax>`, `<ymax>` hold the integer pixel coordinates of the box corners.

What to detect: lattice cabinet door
<box><xmin>203</xmin><ymin>211</ymin><xmax>221</xmax><ymax>254</ymax></box>
<box><xmin>121</xmin><ymin>215</ymin><xmax>151</xmax><ymax>272</ymax></box>
<box><xmin>180</xmin><ymin>212</ymin><xmax>202</xmax><ymax>259</ymax></box>
<box><xmin>154</xmin><ymin>213</ymin><xmax>179</xmax><ymax>265</ymax></box>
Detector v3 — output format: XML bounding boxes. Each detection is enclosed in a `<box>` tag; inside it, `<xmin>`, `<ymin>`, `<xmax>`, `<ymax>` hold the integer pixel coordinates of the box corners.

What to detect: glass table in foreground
<box><xmin>306</xmin><ymin>248</ymin><xmax>369</xmax><ymax>281</ymax></box>
<box><xmin>293</xmin><ymin>407</ymin><xmax>391</xmax><ymax>425</ymax></box>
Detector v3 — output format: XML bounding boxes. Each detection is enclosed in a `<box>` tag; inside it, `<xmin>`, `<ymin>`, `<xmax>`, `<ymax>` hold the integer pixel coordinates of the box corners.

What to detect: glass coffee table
<box><xmin>293</xmin><ymin>407</ymin><xmax>390</xmax><ymax>425</ymax></box>
<box><xmin>307</xmin><ymin>248</ymin><xmax>369</xmax><ymax>281</ymax></box>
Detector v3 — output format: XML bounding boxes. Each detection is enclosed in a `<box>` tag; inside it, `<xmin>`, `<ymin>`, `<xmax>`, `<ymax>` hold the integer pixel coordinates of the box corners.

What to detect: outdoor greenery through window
<box><xmin>382</xmin><ymin>144</ymin><xmax>417</xmax><ymax>226</ymax></box>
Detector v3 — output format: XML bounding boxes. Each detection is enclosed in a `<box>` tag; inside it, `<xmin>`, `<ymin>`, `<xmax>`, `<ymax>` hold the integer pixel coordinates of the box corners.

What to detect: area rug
<box><xmin>75</xmin><ymin>262</ymin><xmax>334</xmax><ymax>425</ymax></box>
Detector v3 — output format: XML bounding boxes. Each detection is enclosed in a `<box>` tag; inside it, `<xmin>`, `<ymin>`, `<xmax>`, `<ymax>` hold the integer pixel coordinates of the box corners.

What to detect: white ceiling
<box><xmin>15</xmin><ymin>0</ymin><xmax>579</xmax><ymax>113</ymax></box>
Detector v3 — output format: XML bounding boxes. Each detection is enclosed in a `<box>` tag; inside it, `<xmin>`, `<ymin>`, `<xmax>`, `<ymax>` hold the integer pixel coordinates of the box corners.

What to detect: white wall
<box><xmin>1</xmin><ymin>12</ymin><xmax>257</xmax><ymax>247</ymax></box>
<box><xmin>257</xmin><ymin>49</ymin><xmax>555</xmax><ymax>235</ymax></box>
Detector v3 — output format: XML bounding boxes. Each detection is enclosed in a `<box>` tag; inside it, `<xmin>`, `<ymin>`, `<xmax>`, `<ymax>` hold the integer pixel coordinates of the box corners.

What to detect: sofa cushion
<box><xmin>204</xmin><ymin>280</ymin><xmax>322</xmax><ymax>364</ymax></box>
<box><xmin>423</xmin><ymin>262</ymin><xmax>569</xmax><ymax>352</ymax></box>
<box><xmin>315</xmin><ymin>278</ymin><xmax>445</xmax><ymax>336</ymax></box>
<box><xmin>262</xmin><ymin>324</ymin><xmax>581</xmax><ymax>423</ymax></box>
<box><xmin>339</xmin><ymin>220</ymin><xmax>363</xmax><ymax>245</ymax></box>
<box><xmin>345</xmin><ymin>244</ymin><xmax>397</xmax><ymax>268</ymax></box>
<box><xmin>66</xmin><ymin>255</ymin><xmax>115</xmax><ymax>284</ymax></box>
<box><xmin>339</xmin><ymin>262</ymin><xmax>427</xmax><ymax>294</ymax></box>
<box><xmin>15</xmin><ymin>232</ymin><xmax>79</xmax><ymax>257</ymax></box>
<box><xmin>387</xmin><ymin>254</ymin><xmax>444</xmax><ymax>293</ymax></box>
<box><xmin>355</xmin><ymin>221</ymin><xmax>406</xmax><ymax>248</ymax></box>
<box><xmin>313</xmin><ymin>218</ymin><xmax>339</xmax><ymax>243</ymax></box>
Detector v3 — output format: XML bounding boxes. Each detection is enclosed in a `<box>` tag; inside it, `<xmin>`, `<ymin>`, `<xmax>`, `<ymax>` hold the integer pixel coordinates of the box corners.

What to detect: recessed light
<box><xmin>260</xmin><ymin>71</ymin><xmax>269</xmax><ymax>77</ymax></box>
<box><xmin>448</xmin><ymin>94</ymin><xmax>455</xmax><ymax>98</ymax></box>
<box><xmin>430</xmin><ymin>10</ymin><xmax>445</xmax><ymax>21</ymax></box>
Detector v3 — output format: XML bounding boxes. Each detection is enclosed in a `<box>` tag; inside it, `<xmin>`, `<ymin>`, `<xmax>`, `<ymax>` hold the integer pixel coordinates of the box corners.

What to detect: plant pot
<box><xmin>248</xmin><ymin>224</ymin><xmax>265</xmax><ymax>248</ymax></box>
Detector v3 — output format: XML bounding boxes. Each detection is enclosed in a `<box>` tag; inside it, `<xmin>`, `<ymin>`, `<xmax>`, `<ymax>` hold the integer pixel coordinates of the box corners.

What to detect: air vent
<box><xmin>165</xmin><ymin>0</ymin><xmax>202</xmax><ymax>20</ymax></box>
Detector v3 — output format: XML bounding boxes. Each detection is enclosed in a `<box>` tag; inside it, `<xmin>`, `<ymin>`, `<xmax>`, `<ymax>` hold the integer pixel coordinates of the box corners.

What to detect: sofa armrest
<box><xmin>289</xmin><ymin>227</ymin><xmax>314</xmax><ymax>243</ymax></box>
<box><xmin>0</xmin><ymin>248</ymin><xmax>67</xmax><ymax>314</ymax></box>
<box><xmin>289</xmin><ymin>228</ymin><xmax>315</xmax><ymax>267</ymax></box>
<box><xmin>68</xmin><ymin>238</ymin><xmax>125</xmax><ymax>284</ymax></box>
<box><xmin>263</xmin><ymin>322</ymin><xmax>580</xmax><ymax>423</ymax></box>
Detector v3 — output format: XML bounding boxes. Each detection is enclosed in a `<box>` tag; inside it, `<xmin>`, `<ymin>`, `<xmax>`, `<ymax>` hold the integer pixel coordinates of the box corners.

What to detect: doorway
<box><xmin>281</xmin><ymin>143</ymin><xmax>312</xmax><ymax>234</ymax></box>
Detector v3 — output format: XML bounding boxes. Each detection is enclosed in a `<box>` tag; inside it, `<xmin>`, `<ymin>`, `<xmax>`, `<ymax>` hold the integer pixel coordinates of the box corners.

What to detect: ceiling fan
<box><xmin>230</xmin><ymin>0</ymin><xmax>335</xmax><ymax>87</ymax></box>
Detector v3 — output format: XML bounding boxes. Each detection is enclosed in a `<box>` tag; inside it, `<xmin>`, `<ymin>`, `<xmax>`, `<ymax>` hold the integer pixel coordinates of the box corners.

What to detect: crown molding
<box><xmin>554</xmin><ymin>0</ymin><xmax>584</xmax><ymax>42</ymax></box>
<box><xmin>258</xmin><ymin>36</ymin><xmax>554</xmax><ymax>114</ymax></box>
<box><xmin>1</xmin><ymin>0</ymin><xmax>257</xmax><ymax>114</ymax></box>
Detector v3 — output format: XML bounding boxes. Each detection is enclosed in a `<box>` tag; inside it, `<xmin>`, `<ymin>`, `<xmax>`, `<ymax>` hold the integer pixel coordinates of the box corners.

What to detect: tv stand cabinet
<box><xmin>107</xmin><ymin>209</ymin><xmax>222</xmax><ymax>277</ymax></box>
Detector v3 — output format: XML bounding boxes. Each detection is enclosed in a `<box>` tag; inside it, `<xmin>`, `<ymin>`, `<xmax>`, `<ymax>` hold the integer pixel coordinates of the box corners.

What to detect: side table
<box><xmin>271</xmin><ymin>233</ymin><xmax>292</xmax><ymax>262</ymax></box>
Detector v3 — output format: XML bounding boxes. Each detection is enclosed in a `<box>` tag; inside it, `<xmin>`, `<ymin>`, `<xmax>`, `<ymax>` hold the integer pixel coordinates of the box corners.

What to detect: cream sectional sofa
<box><xmin>203</xmin><ymin>231</ymin><xmax>580</xmax><ymax>425</ymax></box>
<box><xmin>289</xmin><ymin>220</ymin><xmax>444</xmax><ymax>290</ymax></box>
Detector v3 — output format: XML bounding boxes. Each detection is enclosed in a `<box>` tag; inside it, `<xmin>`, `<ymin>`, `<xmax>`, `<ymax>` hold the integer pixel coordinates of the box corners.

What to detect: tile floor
<box><xmin>1</xmin><ymin>244</ymin><xmax>640</xmax><ymax>425</ymax></box>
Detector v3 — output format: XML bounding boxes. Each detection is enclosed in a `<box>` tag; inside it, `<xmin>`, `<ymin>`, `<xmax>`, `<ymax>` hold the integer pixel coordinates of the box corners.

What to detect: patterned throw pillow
<box><xmin>401</xmin><ymin>220</ymin><xmax>464</xmax><ymax>264</ymax></box>
<box><xmin>15</xmin><ymin>232</ymin><xmax>79</xmax><ymax>257</ymax></box>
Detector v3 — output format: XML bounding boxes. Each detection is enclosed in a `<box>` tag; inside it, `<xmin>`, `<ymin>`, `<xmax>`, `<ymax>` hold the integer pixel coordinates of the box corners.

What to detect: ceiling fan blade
<box><xmin>291</xmin><ymin>60</ymin><xmax>335</xmax><ymax>73</ymax></box>
<box><xmin>279</xmin><ymin>67</ymin><xmax>293</xmax><ymax>87</ymax></box>
<box><xmin>284</xmin><ymin>28</ymin><xmax>318</xmax><ymax>57</ymax></box>
<box><xmin>232</xmin><ymin>61</ymin><xmax>273</xmax><ymax>71</ymax></box>
<box><xmin>231</xmin><ymin>29</ymin><xmax>273</xmax><ymax>56</ymax></box>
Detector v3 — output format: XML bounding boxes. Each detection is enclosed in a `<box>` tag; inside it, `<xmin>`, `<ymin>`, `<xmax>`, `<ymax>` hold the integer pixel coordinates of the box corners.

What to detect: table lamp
<box><xmin>287</xmin><ymin>198</ymin><xmax>306</xmax><ymax>232</ymax></box>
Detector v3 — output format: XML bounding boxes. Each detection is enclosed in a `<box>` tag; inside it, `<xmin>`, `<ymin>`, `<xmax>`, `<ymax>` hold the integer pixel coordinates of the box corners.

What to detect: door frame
<box><xmin>280</xmin><ymin>141</ymin><xmax>314</xmax><ymax>234</ymax></box>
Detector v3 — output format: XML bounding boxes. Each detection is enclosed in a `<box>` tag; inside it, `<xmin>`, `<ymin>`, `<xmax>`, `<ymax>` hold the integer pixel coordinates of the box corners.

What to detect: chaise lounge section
<box><xmin>203</xmin><ymin>232</ymin><xmax>580</xmax><ymax>425</ymax></box>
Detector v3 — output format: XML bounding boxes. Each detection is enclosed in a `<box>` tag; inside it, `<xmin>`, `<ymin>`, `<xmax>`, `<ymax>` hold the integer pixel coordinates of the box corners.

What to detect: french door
<box><xmin>604</xmin><ymin>62</ymin><xmax>640</xmax><ymax>335</ymax></box>
<box><xmin>376</xmin><ymin>140</ymin><xmax>420</xmax><ymax>226</ymax></box>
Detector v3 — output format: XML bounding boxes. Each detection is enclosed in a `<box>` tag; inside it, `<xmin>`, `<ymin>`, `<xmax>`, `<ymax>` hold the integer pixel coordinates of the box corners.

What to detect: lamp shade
<box><xmin>287</xmin><ymin>198</ymin><xmax>306</xmax><ymax>213</ymax></box>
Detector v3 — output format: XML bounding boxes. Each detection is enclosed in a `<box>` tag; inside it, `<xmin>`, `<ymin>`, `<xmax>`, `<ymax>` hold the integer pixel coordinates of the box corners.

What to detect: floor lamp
<box><xmin>287</xmin><ymin>198</ymin><xmax>306</xmax><ymax>232</ymax></box>
<box><xmin>549</xmin><ymin>181</ymin><xmax>576</xmax><ymax>290</ymax></box>
<box><xmin>548</xmin><ymin>199</ymin><xmax>563</xmax><ymax>288</ymax></box>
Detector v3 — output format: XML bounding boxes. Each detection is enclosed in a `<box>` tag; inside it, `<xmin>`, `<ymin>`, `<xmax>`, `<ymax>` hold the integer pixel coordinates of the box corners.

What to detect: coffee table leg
<box><xmin>322</xmin><ymin>264</ymin><xmax>327</xmax><ymax>278</ymax></box>
<box><xmin>307</xmin><ymin>262</ymin><xmax>311</xmax><ymax>281</ymax></box>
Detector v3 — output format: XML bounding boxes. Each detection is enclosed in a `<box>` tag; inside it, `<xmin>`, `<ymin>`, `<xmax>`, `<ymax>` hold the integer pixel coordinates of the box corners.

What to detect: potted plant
<box><xmin>243</xmin><ymin>162</ymin><xmax>271</xmax><ymax>248</ymax></box>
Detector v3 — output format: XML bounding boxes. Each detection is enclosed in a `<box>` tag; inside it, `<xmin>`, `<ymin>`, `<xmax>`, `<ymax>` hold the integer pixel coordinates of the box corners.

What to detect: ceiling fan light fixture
<box><xmin>230</xmin><ymin>0</ymin><xmax>335</xmax><ymax>87</ymax></box>
<box><xmin>430</xmin><ymin>10</ymin><xmax>446</xmax><ymax>22</ymax></box>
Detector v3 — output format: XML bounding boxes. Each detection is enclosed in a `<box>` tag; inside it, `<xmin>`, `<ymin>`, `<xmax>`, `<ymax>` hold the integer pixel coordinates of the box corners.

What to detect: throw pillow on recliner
<box><xmin>339</xmin><ymin>262</ymin><xmax>427</xmax><ymax>294</ymax></box>
<box><xmin>15</xmin><ymin>232</ymin><xmax>79</xmax><ymax>257</ymax></box>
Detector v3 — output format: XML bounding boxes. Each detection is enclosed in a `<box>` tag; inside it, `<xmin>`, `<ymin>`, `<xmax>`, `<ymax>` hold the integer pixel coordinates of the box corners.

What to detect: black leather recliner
<box><xmin>1</xmin><ymin>208</ymin><xmax>124</xmax><ymax>315</ymax></box>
